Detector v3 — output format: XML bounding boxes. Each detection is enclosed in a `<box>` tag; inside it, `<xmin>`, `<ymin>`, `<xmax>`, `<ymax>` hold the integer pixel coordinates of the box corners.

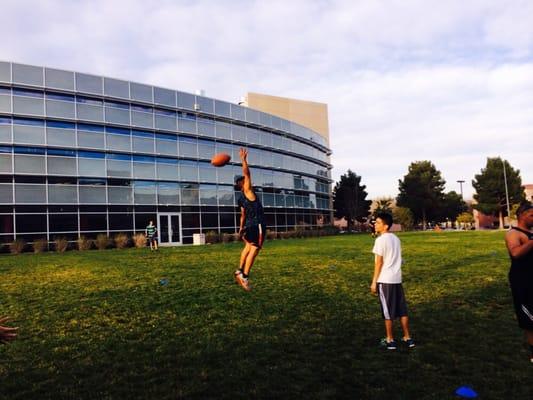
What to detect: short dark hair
<box><xmin>517</xmin><ymin>202</ymin><xmax>533</xmax><ymax>218</ymax></box>
<box><xmin>376</xmin><ymin>212</ymin><xmax>393</xmax><ymax>230</ymax></box>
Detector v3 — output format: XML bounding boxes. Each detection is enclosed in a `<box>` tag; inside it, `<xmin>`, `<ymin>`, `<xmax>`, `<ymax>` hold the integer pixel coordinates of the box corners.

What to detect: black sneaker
<box><xmin>401</xmin><ymin>338</ymin><xmax>416</xmax><ymax>348</ymax></box>
<box><xmin>380</xmin><ymin>338</ymin><xmax>397</xmax><ymax>350</ymax></box>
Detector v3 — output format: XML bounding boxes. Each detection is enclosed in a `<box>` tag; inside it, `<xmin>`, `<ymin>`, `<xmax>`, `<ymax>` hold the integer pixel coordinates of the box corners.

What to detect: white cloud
<box><xmin>1</xmin><ymin>0</ymin><xmax>532</xmax><ymax>199</ymax></box>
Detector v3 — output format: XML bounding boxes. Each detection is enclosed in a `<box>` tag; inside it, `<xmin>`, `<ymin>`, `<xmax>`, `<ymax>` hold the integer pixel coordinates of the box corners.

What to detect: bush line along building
<box><xmin>0</xmin><ymin>61</ymin><xmax>333</xmax><ymax>245</ymax></box>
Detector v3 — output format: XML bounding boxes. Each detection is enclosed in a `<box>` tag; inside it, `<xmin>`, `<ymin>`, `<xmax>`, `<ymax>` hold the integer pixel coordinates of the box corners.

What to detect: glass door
<box><xmin>157</xmin><ymin>213</ymin><xmax>182</xmax><ymax>245</ymax></box>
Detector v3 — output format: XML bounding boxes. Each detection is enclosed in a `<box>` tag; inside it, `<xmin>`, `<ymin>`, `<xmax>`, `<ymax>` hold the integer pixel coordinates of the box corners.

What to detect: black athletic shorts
<box><xmin>377</xmin><ymin>283</ymin><xmax>408</xmax><ymax>320</ymax></box>
<box><xmin>243</xmin><ymin>223</ymin><xmax>266</xmax><ymax>248</ymax></box>
<box><xmin>148</xmin><ymin>235</ymin><xmax>157</xmax><ymax>244</ymax></box>
<box><xmin>509</xmin><ymin>276</ymin><xmax>533</xmax><ymax>330</ymax></box>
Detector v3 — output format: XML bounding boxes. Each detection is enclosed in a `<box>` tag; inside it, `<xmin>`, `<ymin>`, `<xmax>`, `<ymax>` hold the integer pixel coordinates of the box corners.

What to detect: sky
<box><xmin>1</xmin><ymin>0</ymin><xmax>532</xmax><ymax>200</ymax></box>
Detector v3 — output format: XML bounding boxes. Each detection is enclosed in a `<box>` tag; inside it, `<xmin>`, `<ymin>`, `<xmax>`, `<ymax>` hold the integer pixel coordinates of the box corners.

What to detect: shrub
<box><xmin>95</xmin><ymin>234</ymin><xmax>111</xmax><ymax>250</ymax></box>
<box><xmin>10</xmin><ymin>239</ymin><xmax>26</xmax><ymax>254</ymax></box>
<box><xmin>205</xmin><ymin>230</ymin><xmax>220</xmax><ymax>244</ymax></box>
<box><xmin>114</xmin><ymin>233</ymin><xmax>130</xmax><ymax>249</ymax></box>
<box><xmin>77</xmin><ymin>235</ymin><xmax>93</xmax><ymax>251</ymax></box>
<box><xmin>266</xmin><ymin>230</ymin><xmax>277</xmax><ymax>240</ymax></box>
<box><xmin>33</xmin><ymin>238</ymin><xmax>48</xmax><ymax>253</ymax></box>
<box><xmin>222</xmin><ymin>233</ymin><xmax>234</xmax><ymax>243</ymax></box>
<box><xmin>55</xmin><ymin>237</ymin><xmax>69</xmax><ymax>253</ymax></box>
<box><xmin>133</xmin><ymin>233</ymin><xmax>147</xmax><ymax>248</ymax></box>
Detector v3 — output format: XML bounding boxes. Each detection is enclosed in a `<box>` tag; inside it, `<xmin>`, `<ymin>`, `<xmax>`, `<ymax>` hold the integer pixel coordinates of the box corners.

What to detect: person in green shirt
<box><xmin>145</xmin><ymin>220</ymin><xmax>159</xmax><ymax>251</ymax></box>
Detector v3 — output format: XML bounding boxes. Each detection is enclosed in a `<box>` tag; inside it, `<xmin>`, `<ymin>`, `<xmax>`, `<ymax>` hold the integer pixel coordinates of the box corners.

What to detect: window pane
<box><xmin>215</xmin><ymin>121</ymin><xmax>231</xmax><ymax>139</ymax></box>
<box><xmin>199</xmin><ymin>165</ymin><xmax>216</xmax><ymax>182</ymax></box>
<box><xmin>156</xmin><ymin>139</ymin><xmax>178</xmax><ymax>156</ymax></box>
<box><xmin>0</xmin><ymin>61</ymin><xmax>10</xmax><ymax>82</ymax></box>
<box><xmin>13</xmin><ymin>125</ymin><xmax>45</xmax><ymax>145</ymax></box>
<box><xmin>105</xmin><ymin>107</ymin><xmax>130</xmax><ymax>125</ymax></box>
<box><xmin>0</xmin><ymin>94</ymin><xmax>11</xmax><ymax>113</ymax></box>
<box><xmin>78</xmin><ymin>131</ymin><xmax>105</xmax><ymax>149</ymax></box>
<box><xmin>15</xmin><ymin>184</ymin><xmax>46</xmax><ymax>203</ymax></box>
<box><xmin>13</xmin><ymin>96</ymin><xmax>44</xmax><ymax>115</ymax></box>
<box><xmin>48</xmin><ymin>185</ymin><xmax>77</xmax><ymax>203</ymax></box>
<box><xmin>177</xmin><ymin>91</ymin><xmax>195</xmax><ymax>110</ymax></box>
<box><xmin>218</xmin><ymin>187</ymin><xmax>234</xmax><ymax>206</ymax></box>
<box><xmin>104</xmin><ymin>77</ymin><xmax>129</xmax><ymax>98</ymax></box>
<box><xmin>0</xmin><ymin>125</ymin><xmax>11</xmax><ymax>143</ymax></box>
<box><xmin>133</xmin><ymin>136</ymin><xmax>154</xmax><ymax>153</ymax></box>
<box><xmin>132</xmin><ymin>111</ymin><xmax>153</xmax><ymax>128</ymax></box>
<box><xmin>179</xmin><ymin>139</ymin><xmax>197</xmax><ymax>158</ymax></box>
<box><xmin>76</xmin><ymin>73</ymin><xmax>103</xmax><ymax>94</ymax></box>
<box><xmin>47</xmin><ymin>157</ymin><xmax>77</xmax><ymax>175</ymax></box>
<box><xmin>200</xmin><ymin>186</ymin><xmax>217</xmax><ymax>205</ymax></box>
<box><xmin>0</xmin><ymin>154</ymin><xmax>12</xmax><ymax>173</ymax></box>
<box><xmin>134</xmin><ymin>183</ymin><xmax>156</xmax><ymax>204</ymax></box>
<box><xmin>78</xmin><ymin>158</ymin><xmax>105</xmax><ymax>176</ymax></box>
<box><xmin>49</xmin><ymin>213</ymin><xmax>78</xmax><ymax>232</ymax></box>
<box><xmin>197</xmin><ymin>119</ymin><xmax>215</xmax><ymax>137</ymax></box>
<box><xmin>107</xmin><ymin>160</ymin><xmax>131</xmax><ymax>178</ymax></box>
<box><xmin>13</xmin><ymin>63</ymin><xmax>43</xmax><ymax>86</ymax></box>
<box><xmin>181</xmin><ymin>184</ymin><xmax>199</xmax><ymax>205</ymax></box>
<box><xmin>77</xmin><ymin>103</ymin><xmax>104</xmax><ymax>121</ymax></box>
<box><xmin>79</xmin><ymin>186</ymin><xmax>106</xmax><ymax>203</ymax></box>
<box><xmin>14</xmin><ymin>155</ymin><xmax>45</xmax><ymax>174</ymax></box>
<box><xmin>16</xmin><ymin>213</ymin><xmax>47</xmax><ymax>233</ymax></box>
<box><xmin>80</xmin><ymin>213</ymin><xmax>107</xmax><ymax>231</ymax></box>
<box><xmin>158</xmin><ymin>183</ymin><xmax>180</xmax><ymax>205</ymax></box>
<box><xmin>155</xmin><ymin>114</ymin><xmax>176</xmax><ymax>131</ymax></box>
<box><xmin>109</xmin><ymin>213</ymin><xmax>134</xmax><ymax>231</ymax></box>
<box><xmin>154</xmin><ymin>87</ymin><xmax>176</xmax><ymax>107</ymax></box>
<box><xmin>130</xmin><ymin>82</ymin><xmax>152</xmax><ymax>102</ymax></box>
<box><xmin>107</xmin><ymin>134</ymin><xmax>131</xmax><ymax>152</ymax></box>
<box><xmin>45</xmin><ymin>68</ymin><xmax>75</xmax><ymax>90</ymax></box>
<box><xmin>157</xmin><ymin>163</ymin><xmax>179</xmax><ymax>181</ymax></box>
<box><xmin>179</xmin><ymin>163</ymin><xmax>198</xmax><ymax>181</ymax></box>
<box><xmin>108</xmin><ymin>186</ymin><xmax>133</xmax><ymax>204</ymax></box>
<box><xmin>47</xmin><ymin>127</ymin><xmax>76</xmax><ymax>147</ymax></box>
<box><xmin>133</xmin><ymin>162</ymin><xmax>155</xmax><ymax>179</ymax></box>
<box><xmin>46</xmin><ymin>100</ymin><xmax>76</xmax><ymax>119</ymax></box>
<box><xmin>0</xmin><ymin>183</ymin><xmax>13</xmax><ymax>203</ymax></box>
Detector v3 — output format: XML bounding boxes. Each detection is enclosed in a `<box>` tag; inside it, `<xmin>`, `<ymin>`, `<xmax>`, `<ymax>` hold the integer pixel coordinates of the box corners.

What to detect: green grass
<box><xmin>0</xmin><ymin>231</ymin><xmax>531</xmax><ymax>399</ymax></box>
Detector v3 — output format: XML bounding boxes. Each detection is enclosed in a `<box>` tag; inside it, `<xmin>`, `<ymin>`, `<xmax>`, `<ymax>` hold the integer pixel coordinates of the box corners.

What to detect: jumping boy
<box><xmin>371</xmin><ymin>212</ymin><xmax>415</xmax><ymax>350</ymax></box>
<box><xmin>234</xmin><ymin>148</ymin><xmax>265</xmax><ymax>291</ymax></box>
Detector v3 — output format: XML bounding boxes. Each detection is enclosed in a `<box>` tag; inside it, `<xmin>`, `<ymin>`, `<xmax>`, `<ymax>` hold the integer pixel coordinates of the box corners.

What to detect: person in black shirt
<box><xmin>505</xmin><ymin>202</ymin><xmax>533</xmax><ymax>363</ymax></box>
<box><xmin>234</xmin><ymin>148</ymin><xmax>265</xmax><ymax>291</ymax></box>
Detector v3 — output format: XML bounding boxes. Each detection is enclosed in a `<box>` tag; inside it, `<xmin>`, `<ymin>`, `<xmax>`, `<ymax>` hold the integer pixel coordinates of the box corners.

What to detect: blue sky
<box><xmin>2</xmin><ymin>0</ymin><xmax>532</xmax><ymax>199</ymax></box>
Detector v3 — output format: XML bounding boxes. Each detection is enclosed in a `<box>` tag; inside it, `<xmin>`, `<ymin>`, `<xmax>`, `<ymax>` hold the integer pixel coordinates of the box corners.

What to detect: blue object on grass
<box><xmin>159</xmin><ymin>278</ymin><xmax>168</xmax><ymax>286</ymax></box>
<box><xmin>455</xmin><ymin>386</ymin><xmax>477</xmax><ymax>398</ymax></box>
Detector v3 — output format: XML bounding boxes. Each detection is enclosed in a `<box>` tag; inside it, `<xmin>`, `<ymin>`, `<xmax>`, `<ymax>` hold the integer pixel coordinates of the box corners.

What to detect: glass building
<box><xmin>0</xmin><ymin>62</ymin><xmax>332</xmax><ymax>245</ymax></box>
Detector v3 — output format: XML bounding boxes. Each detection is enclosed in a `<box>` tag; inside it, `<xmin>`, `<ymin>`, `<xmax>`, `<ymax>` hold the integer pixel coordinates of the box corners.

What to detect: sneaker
<box><xmin>234</xmin><ymin>271</ymin><xmax>251</xmax><ymax>292</ymax></box>
<box><xmin>401</xmin><ymin>338</ymin><xmax>416</xmax><ymax>348</ymax></box>
<box><xmin>380</xmin><ymin>338</ymin><xmax>397</xmax><ymax>350</ymax></box>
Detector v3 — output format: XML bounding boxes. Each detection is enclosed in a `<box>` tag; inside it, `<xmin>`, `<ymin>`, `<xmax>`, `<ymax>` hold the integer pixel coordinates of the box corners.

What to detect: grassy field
<box><xmin>0</xmin><ymin>231</ymin><xmax>531</xmax><ymax>399</ymax></box>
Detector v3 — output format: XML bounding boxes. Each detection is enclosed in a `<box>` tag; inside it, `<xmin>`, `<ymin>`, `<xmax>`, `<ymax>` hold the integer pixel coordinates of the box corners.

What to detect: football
<box><xmin>211</xmin><ymin>152</ymin><xmax>231</xmax><ymax>167</ymax></box>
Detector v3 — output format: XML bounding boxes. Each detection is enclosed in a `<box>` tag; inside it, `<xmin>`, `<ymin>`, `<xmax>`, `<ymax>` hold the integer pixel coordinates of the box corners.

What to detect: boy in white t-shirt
<box><xmin>371</xmin><ymin>212</ymin><xmax>415</xmax><ymax>350</ymax></box>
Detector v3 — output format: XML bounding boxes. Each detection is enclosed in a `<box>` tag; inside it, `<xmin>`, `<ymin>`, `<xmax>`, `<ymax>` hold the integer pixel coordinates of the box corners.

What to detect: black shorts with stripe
<box><xmin>378</xmin><ymin>283</ymin><xmax>408</xmax><ymax>320</ymax></box>
<box><xmin>243</xmin><ymin>223</ymin><xmax>266</xmax><ymax>248</ymax></box>
<box><xmin>509</xmin><ymin>275</ymin><xmax>533</xmax><ymax>330</ymax></box>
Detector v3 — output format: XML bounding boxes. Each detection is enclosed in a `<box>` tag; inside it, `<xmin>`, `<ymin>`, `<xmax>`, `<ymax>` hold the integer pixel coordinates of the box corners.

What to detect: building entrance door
<box><xmin>157</xmin><ymin>213</ymin><xmax>182</xmax><ymax>245</ymax></box>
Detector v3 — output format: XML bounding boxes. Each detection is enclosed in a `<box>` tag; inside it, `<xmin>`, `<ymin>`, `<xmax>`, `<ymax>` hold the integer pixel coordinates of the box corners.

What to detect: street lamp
<box><xmin>457</xmin><ymin>180</ymin><xmax>465</xmax><ymax>199</ymax></box>
<box><xmin>502</xmin><ymin>158</ymin><xmax>511</xmax><ymax>229</ymax></box>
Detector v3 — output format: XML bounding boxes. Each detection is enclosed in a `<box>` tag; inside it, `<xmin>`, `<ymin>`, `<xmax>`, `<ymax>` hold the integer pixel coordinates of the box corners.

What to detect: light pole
<box><xmin>502</xmin><ymin>158</ymin><xmax>511</xmax><ymax>229</ymax></box>
<box><xmin>457</xmin><ymin>180</ymin><xmax>465</xmax><ymax>200</ymax></box>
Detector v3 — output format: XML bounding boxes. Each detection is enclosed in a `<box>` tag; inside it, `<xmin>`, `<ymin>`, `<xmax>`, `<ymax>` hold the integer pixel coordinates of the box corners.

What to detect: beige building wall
<box><xmin>244</xmin><ymin>92</ymin><xmax>330</xmax><ymax>145</ymax></box>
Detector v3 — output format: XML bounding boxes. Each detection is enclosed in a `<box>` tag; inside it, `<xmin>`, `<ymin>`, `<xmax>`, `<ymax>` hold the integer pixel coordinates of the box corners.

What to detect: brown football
<box><xmin>211</xmin><ymin>152</ymin><xmax>231</xmax><ymax>167</ymax></box>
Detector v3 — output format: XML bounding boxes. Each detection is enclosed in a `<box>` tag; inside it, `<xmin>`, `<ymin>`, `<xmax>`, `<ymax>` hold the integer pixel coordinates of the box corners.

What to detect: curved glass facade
<box><xmin>0</xmin><ymin>62</ymin><xmax>332</xmax><ymax>245</ymax></box>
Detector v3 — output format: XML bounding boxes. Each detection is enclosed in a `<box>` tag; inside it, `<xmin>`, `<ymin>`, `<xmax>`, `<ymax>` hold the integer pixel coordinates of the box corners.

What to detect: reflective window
<box><xmin>181</xmin><ymin>183</ymin><xmax>199</xmax><ymax>205</ymax></box>
<box><xmin>202</xmin><ymin>213</ymin><xmax>218</xmax><ymax>228</ymax></box>
<box><xmin>79</xmin><ymin>186</ymin><xmax>106</xmax><ymax>203</ymax></box>
<box><xmin>155</xmin><ymin>109</ymin><xmax>177</xmax><ymax>131</ymax></box>
<box><xmin>13</xmin><ymin>94</ymin><xmax>44</xmax><ymax>116</ymax></box>
<box><xmin>78</xmin><ymin>153</ymin><xmax>106</xmax><ymax>177</ymax></box>
<box><xmin>104</xmin><ymin>77</ymin><xmax>129</xmax><ymax>98</ymax></box>
<box><xmin>0</xmin><ymin>90</ymin><xmax>11</xmax><ymax>113</ymax></box>
<box><xmin>47</xmin><ymin>156</ymin><xmax>77</xmax><ymax>175</ymax></box>
<box><xmin>107</xmin><ymin>157</ymin><xmax>132</xmax><ymax>178</ymax></box>
<box><xmin>106</xmin><ymin>129</ymin><xmax>131</xmax><ymax>152</ymax></box>
<box><xmin>105</xmin><ymin>102</ymin><xmax>130</xmax><ymax>125</ymax></box>
<box><xmin>214</xmin><ymin>100</ymin><xmax>231</xmax><ymax>118</ymax></box>
<box><xmin>216</xmin><ymin>164</ymin><xmax>236</xmax><ymax>185</ymax></box>
<box><xmin>177</xmin><ymin>92</ymin><xmax>195</xmax><ymax>110</ymax></box>
<box><xmin>130</xmin><ymin>82</ymin><xmax>153</xmax><ymax>102</ymax></box>
<box><xmin>77</xmin><ymin>96</ymin><xmax>104</xmax><ymax>121</ymax></box>
<box><xmin>0</xmin><ymin>183</ymin><xmax>13</xmax><ymax>203</ymax></box>
<box><xmin>196</xmin><ymin>96</ymin><xmax>214</xmax><ymax>114</ymax></box>
<box><xmin>13</xmin><ymin>63</ymin><xmax>43</xmax><ymax>86</ymax></box>
<box><xmin>215</xmin><ymin>121</ymin><xmax>231</xmax><ymax>140</ymax></box>
<box><xmin>197</xmin><ymin>118</ymin><xmax>215</xmax><ymax>137</ymax></box>
<box><xmin>132</xmin><ymin>131</ymin><xmax>154</xmax><ymax>153</ymax></box>
<box><xmin>245</xmin><ymin>108</ymin><xmax>260</xmax><ymax>124</ymax></box>
<box><xmin>13</xmin><ymin>121</ymin><xmax>45</xmax><ymax>145</ymax></box>
<box><xmin>48</xmin><ymin>185</ymin><xmax>77</xmax><ymax>203</ymax></box>
<box><xmin>197</xmin><ymin>139</ymin><xmax>215</xmax><ymax>159</ymax></box>
<box><xmin>179</xmin><ymin>137</ymin><xmax>198</xmax><ymax>158</ymax></box>
<box><xmin>155</xmin><ymin>133</ymin><xmax>178</xmax><ymax>156</ymax></box>
<box><xmin>199</xmin><ymin>162</ymin><xmax>216</xmax><ymax>182</ymax></box>
<box><xmin>218</xmin><ymin>186</ymin><xmax>234</xmax><ymax>206</ymax></box>
<box><xmin>0</xmin><ymin>153</ymin><xmax>12</xmax><ymax>173</ymax></box>
<box><xmin>48</xmin><ymin>213</ymin><xmax>77</xmax><ymax>232</ymax></box>
<box><xmin>200</xmin><ymin>184</ymin><xmax>217</xmax><ymax>205</ymax></box>
<box><xmin>231</xmin><ymin>104</ymin><xmax>245</xmax><ymax>120</ymax></box>
<box><xmin>46</xmin><ymin>121</ymin><xmax>76</xmax><ymax>147</ymax></box>
<box><xmin>157</xmin><ymin>182</ymin><xmax>180</xmax><ymax>205</ymax></box>
<box><xmin>45</xmin><ymin>68</ymin><xmax>75</xmax><ymax>90</ymax></box>
<box><xmin>76</xmin><ymin>73</ymin><xmax>103</xmax><ymax>94</ymax></box>
<box><xmin>154</xmin><ymin>87</ymin><xmax>176</xmax><ymax>107</ymax></box>
<box><xmin>14</xmin><ymin>154</ymin><xmax>45</xmax><ymax>174</ymax></box>
<box><xmin>80</xmin><ymin>213</ymin><xmax>107</xmax><ymax>231</ymax></box>
<box><xmin>108</xmin><ymin>186</ymin><xmax>133</xmax><ymax>204</ymax></box>
<box><xmin>219</xmin><ymin>212</ymin><xmax>235</xmax><ymax>227</ymax></box>
<box><xmin>0</xmin><ymin>61</ymin><xmax>10</xmax><ymax>82</ymax></box>
<box><xmin>232</xmin><ymin>125</ymin><xmax>246</xmax><ymax>142</ymax></box>
<box><xmin>109</xmin><ymin>213</ymin><xmax>134</xmax><ymax>230</ymax></box>
<box><xmin>131</xmin><ymin>105</ymin><xmax>153</xmax><ymax>128</ymax></box>
<box><xmin>179</xmin><ymin>160</ymin><xmax>198</xmax><ymax>181</ymax></box>
<box><xmin>78</xmin><ymin>123</ymin><xmax>105</xmax><ymax>149</ymax></box>
<box><xmin>156</xmin><ymin>158</ymin><xmax>179</xmax><ymax>181</ymax></box>
<box><xmin>134</xmin><ymin>181</ymin><xmax>156</xmax><ymax>204</ymax></box>
<box><xmin>178</xmin><ymin>116</ymin><xmax>196</xmax><ymax>134</ymax></box>
<box><xmin>133</xmin><ymin>156</ymin><xmax>156</xmax><ymax>179</ymax></box>
<box><xmin>16</xmin><ymin>213</ymin><xmax>47</xmax><ymax>233</ymax></box>
<box><xmin>46</xmin><ymin>96</ymin><xmax>76</xmax><ymax>119</ymax></box>
<box><xmin>15</xmin><ymin>184</ymin><xmax>46</xmax><ymax>203</ymax></box>
<box><xmin>259</xmin><ymin>112</ymin><xmax>271</xmax><ymax>127</ymax></box>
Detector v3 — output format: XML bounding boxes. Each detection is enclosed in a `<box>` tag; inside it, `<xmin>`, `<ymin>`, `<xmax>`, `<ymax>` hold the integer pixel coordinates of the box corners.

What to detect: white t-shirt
<box><xmin>372</xmin><ymin>232</ymin><xmax>402</xmax><ymax>283</ymax></box>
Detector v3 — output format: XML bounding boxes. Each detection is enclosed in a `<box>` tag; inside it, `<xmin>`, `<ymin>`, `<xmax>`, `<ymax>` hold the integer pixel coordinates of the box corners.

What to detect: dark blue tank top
<box><xmin>509</xmin><ymin>227</ymin><xmax>533</xmax><ymax>282</ymax></box>
<box><xmin>238</xmin><ymin>194</ymin><xmax>265</xmax><ymax>227</ymax></box>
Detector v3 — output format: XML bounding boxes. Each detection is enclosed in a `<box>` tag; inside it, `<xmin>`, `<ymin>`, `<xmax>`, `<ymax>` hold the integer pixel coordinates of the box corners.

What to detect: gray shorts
<box><xmin>378</xmin><ymin>283</ymin><xmax>408</xmax><ymax>320</ymax></box>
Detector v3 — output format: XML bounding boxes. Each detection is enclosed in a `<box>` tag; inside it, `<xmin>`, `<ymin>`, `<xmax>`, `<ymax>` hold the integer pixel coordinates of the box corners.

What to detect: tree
<box><xmin>372</xmin><ymin>197</ymin><xmax>394</xmax><ymax>217</ymax></box>
<box><xmin>393</xmin><ymin>207</ymin><xmax>414</xmax><ymax>231</ymax></box>
<box><xmin>397</xmin><ymin>161</ymin><xmax>446</xmax><ymax>228</ymax></box>
<box><xmin>333</xmin><ymin>170</ymin><xmax>372</xmax><ymax>230</ymax></box>
<box><xmin>439</xmin><ymin>191</ymin><xmax>468</xmax><ymax>221</ymax></box>
<box><xmin>472</xmin><ymin>157</ymin><xmax>525</xmax><ymax>229</ymax></box>
<box><xmin>456</xmin><ymin>212</ymin><xmax>474</xmax><ymax>229</ymax></box>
